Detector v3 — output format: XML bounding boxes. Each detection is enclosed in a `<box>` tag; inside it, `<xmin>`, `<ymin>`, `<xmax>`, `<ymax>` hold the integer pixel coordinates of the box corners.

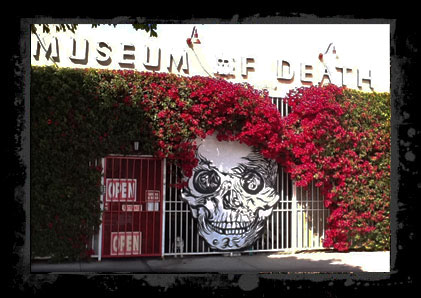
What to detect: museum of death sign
<box><xmin>32</xmin><ymin>36</ymin><xmax>375</xmax><ymax>91</ymax></box>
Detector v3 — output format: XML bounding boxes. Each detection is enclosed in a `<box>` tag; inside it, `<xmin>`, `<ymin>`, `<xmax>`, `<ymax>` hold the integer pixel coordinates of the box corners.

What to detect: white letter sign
<box><xmin>167</xmin><ymin>50</ymin><xmax>189</xmax><ymax>72</ymax></box>
<box><xmin>277</xmin><ymin>59</ymin><xmax>294</xmax><ymax>80</ymax></box>
<box><xmin>106</xmin><ymin>178</ymin><xmax>137</xmax><ymax>202</ymax></box>
<box><xmin>111</xmin><ymin>232</ymin><xmax>142</xmax><ymax>255</ymax></box>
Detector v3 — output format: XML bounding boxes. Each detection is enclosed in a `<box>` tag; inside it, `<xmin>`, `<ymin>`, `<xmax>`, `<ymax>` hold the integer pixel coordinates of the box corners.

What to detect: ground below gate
<box><xmin>31</xmin><ymin>251</ymin><xmax>390</xmax><ymax>273</ymax></box>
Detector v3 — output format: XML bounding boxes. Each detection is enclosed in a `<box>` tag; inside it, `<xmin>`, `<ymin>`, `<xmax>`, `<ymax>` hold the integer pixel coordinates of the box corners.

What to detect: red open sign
<box><xmin>106</xmin><ymin>178</ymin><xmax>137</xmax><ymax>202</ymax></box>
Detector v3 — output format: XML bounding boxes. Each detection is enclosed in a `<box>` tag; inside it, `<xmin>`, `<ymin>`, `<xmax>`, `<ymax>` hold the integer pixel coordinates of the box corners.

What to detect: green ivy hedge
<box><xmin>31</xmin><ymin>66</ymin><xmax>155</xmax><ymax>260</ymax></box>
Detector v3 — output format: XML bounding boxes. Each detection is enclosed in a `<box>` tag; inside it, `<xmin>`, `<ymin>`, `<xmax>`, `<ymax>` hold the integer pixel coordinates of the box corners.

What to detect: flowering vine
<box><xmin>130</xmin><ymin>72</ymin><xmax>284</xmax><ymax>179</ymax></box>
<box><xmin>280</xmin><ymin>85</ymin><xmax>390</xmax><ymax>251</ymax></box>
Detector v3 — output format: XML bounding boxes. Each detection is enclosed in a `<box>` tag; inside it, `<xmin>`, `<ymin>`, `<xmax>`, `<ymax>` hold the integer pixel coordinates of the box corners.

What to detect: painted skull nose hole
<box><xmin>222</xmin><ymin>189</ymin><xmax>243</xmax><ymax>210</ymax></box>
<box><xmin>222</xmin><ymin>190</ymin><xmax>231</xmax><ymax>209</ymax></box>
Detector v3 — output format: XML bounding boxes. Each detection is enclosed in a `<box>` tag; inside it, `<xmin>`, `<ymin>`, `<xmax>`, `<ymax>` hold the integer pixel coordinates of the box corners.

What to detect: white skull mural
<box><xmin>181</xmin><ymin>134</ymin><xmax>279</xmax><ymax>250</ymax></box>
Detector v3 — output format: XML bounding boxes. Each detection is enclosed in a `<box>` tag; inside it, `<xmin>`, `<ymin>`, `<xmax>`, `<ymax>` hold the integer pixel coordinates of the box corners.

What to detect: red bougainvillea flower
<box><xmin>280</xmin><ymin>84</ymin><xmax>390</xmax><ymax>251</ymax></box>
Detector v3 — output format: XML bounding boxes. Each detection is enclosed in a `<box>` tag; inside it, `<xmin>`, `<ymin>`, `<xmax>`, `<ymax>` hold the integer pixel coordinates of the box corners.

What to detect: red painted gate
<box><xmin>101</xmin><ymin>156</ymin><xmax>164</xmax><ymax>258</ymax></box>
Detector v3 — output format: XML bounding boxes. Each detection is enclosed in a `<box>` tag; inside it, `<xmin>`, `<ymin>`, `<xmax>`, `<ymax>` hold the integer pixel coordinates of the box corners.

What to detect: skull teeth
<box><xmin>209</xmin><ymin>221</ymin><xmax>252</xmax><ymax>235</ymax></box>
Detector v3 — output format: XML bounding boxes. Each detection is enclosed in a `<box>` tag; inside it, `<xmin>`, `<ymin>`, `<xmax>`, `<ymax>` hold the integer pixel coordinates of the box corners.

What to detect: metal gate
<box><xmin>162</xmin><ymin>164</ymin><xmax>329</xmax><ymax>256</ymax></box>
<box><xmin>163</xmin><ymin>163</ymin><xmax>295</xmax><ymax>255</ymax></box>
<box><xmin>100</xmin><ymin>155</ymin><xmax>164</xmax><ymax>258</ymax></box>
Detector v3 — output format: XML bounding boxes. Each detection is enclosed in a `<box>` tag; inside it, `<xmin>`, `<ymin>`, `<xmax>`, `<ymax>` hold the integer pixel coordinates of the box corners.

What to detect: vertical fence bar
<box><xmin>281</xmin><ymin>97</ymin><xmax>284</xmax><ymax>117</ymax></box>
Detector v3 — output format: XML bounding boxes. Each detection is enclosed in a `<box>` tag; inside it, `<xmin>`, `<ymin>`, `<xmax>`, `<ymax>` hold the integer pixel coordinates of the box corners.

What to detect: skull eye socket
<box><xmin>193</xmin><ymin>169</ymin><xmax>221</xmax><ymax>194</ymax></box>
<box><xmin>240</xmin><ymin>170</ymin><xmax>264</xmax><ymax>195</ymax></box>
